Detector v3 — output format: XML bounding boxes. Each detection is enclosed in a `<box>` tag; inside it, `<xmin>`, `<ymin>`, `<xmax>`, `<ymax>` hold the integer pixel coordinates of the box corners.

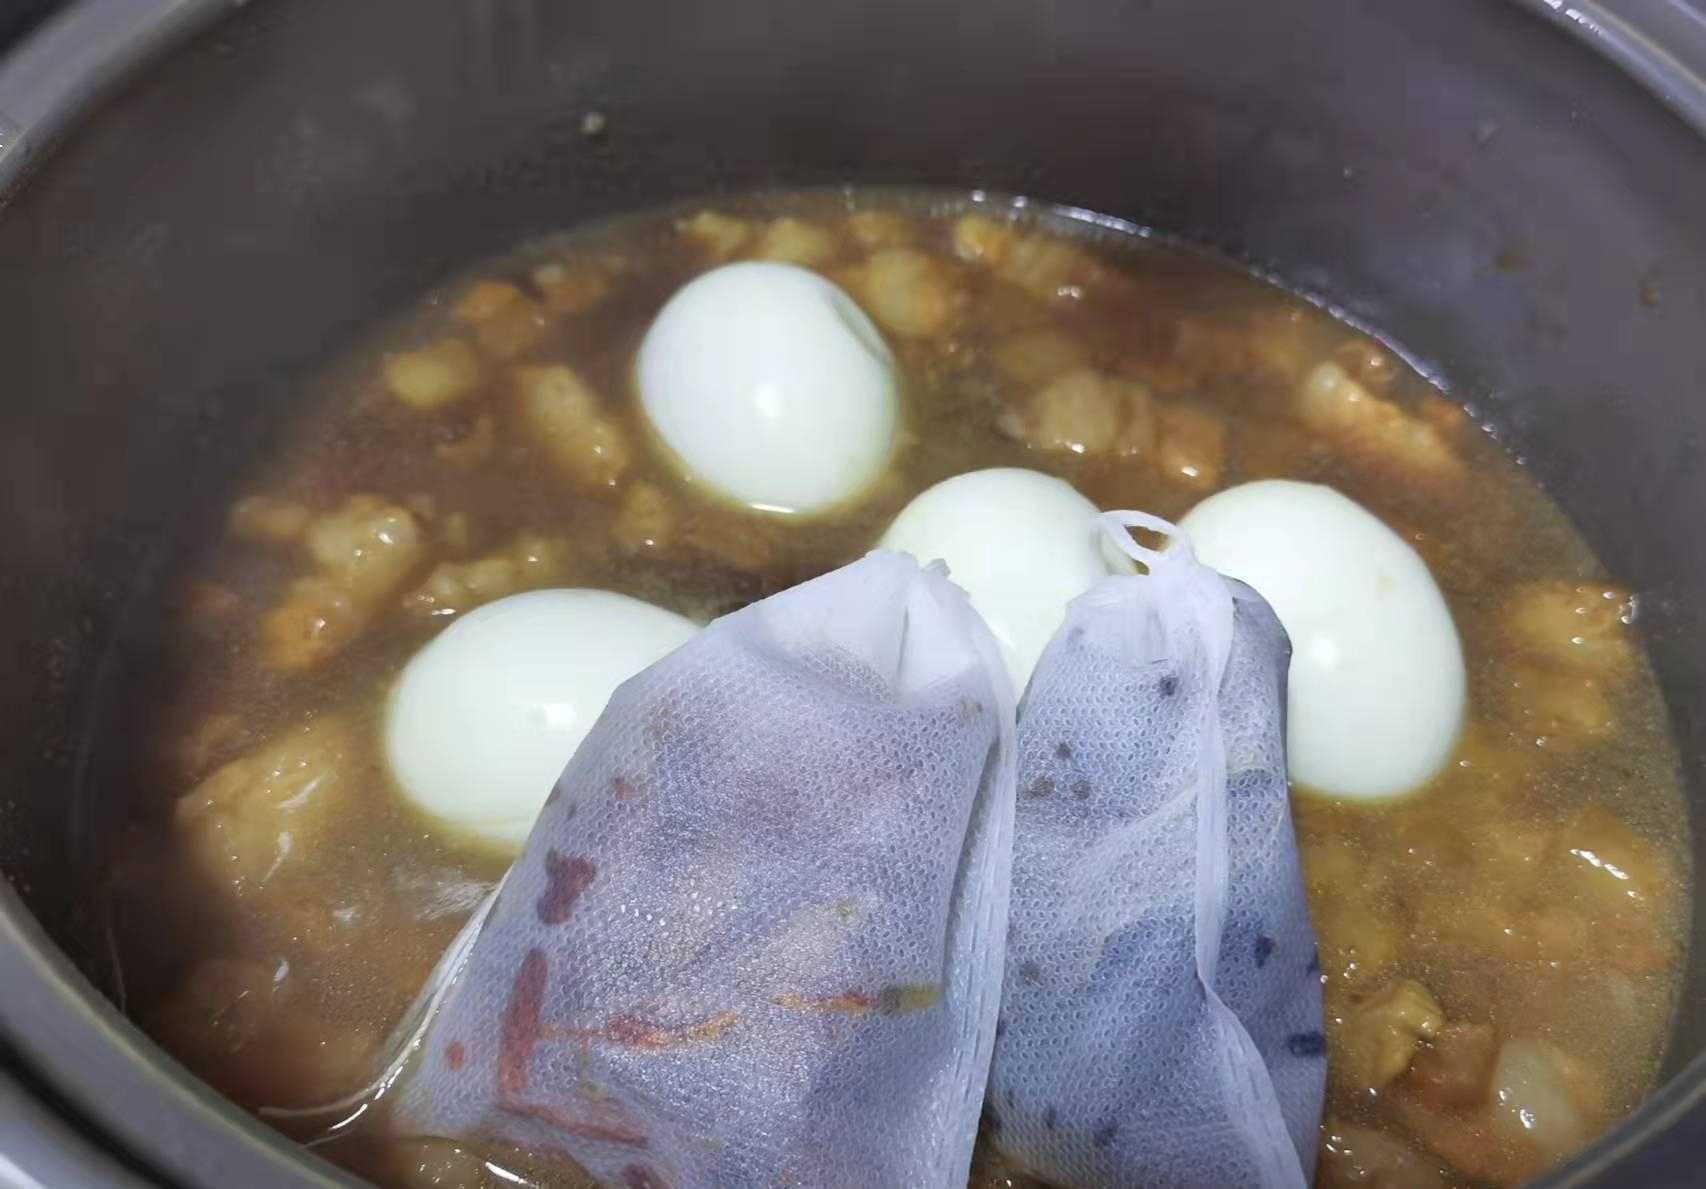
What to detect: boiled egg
<box><xmin>384</xmin><ymin>589</ymin><xmax>696</xmax><ymax>850</ymax></box>
<box><xmin>1179</xmin><ymin>479</ymin><xmax>1466</xmax><ymax>800</ymax></box>
<box><xmin>878</xmin><ymin>468</ymin><xmax>1127</xmax><ymax>692</ymax></box>
<box><xmin>636</xmin><ymin>261</ymin><xmax>899</xmax><ymax>515</ymax></box>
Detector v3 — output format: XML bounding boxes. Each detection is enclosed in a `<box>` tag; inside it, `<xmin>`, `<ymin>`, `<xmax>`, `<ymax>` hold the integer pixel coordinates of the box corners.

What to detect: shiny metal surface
<box><xmin>2</xmin><ymin>1</ymin><xmax>1706</xmax><ymax>1186</ymax></box>
<box><xmin>1512</xmin><ymin>0</ymin><xmax>1706</xmax><ymax>135</ymax></box>
<box><xmin>0</xmin><ymin>0</ymin><xmax>233</xmax><ymax>193</ymax></box>
<box><xmin>0</xmin><ymin>1065</ymin><xmax>152</xmax><ymax>1189</ymax></box>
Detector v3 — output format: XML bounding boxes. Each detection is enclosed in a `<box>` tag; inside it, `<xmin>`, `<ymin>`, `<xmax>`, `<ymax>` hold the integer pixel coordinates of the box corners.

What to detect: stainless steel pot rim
<box><xmin>2</xmin><ymin>1</ymin><xmax>1705</xmax><ymax>1186</ymax></box>
<box><xmin>1508</xmin><ymin>0</ymin><xmax>1706</xmax><ymax>139</ymax></box>
<box><xmin>0</xmin><ymin>884</ymin><xmax>361</xmax><ymax>1186</ymax></box>
<box><xmin>0</xmin><ymin>1064</ymin><xmax>154</xmax><ymax>1189</ymax></box>
<box><xmin>0</xmin><ymin>0</ymin><xmax>235</xmax><ymax>198</ymax></box>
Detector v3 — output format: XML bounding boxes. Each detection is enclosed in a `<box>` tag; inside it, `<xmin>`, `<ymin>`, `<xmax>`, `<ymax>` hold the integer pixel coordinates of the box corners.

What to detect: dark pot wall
<box><xmin>2</xmin><ymin>0</ymin><xmax>1706</xmax><ymax>1185</ymax></box>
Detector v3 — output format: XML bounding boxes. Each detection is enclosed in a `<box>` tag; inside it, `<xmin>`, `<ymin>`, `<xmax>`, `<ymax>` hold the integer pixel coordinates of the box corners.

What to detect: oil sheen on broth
<box><xmin>109</xmin><ymin>191</ymin><xmax>1690</xmax><ymax>1189</ymax></box>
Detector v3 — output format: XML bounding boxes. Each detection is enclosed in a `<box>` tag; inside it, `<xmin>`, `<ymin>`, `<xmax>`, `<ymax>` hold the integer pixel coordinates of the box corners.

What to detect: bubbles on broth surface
<box><xmin>109</xmin><ymin>189</ymin><xmax>1687</xmax><ymax>1189</ymax></box>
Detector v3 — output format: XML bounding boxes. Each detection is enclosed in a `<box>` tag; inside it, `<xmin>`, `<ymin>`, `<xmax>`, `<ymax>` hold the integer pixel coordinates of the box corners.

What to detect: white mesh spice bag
<box><xmin>356</xmin><ymin>552</ymin><xmax>1017</xmax><ymax>1188</ymax></box>
<box><xmin>988</xmin><ymin>512</ymin><xmax>1325</xmax><ymax>1189</ymax></box>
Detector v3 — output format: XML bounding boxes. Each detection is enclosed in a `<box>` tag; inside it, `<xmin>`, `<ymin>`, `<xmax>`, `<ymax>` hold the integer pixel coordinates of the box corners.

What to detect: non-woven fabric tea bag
<box><xmin>362</xmin><ymin>552</ymin><xmax>1017</xmax><ymax>1188</ymax></box>
<box><xmin>989</xmin><ymin>512</ymin><xmax>1325</xmax><ymax>1188</ymax></box>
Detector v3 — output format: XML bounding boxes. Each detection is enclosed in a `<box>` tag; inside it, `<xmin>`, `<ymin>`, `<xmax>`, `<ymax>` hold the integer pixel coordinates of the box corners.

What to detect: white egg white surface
<box><xmin>878</xmin><ymin>467</ymin><xmax>1126</xmax><ymax>693</ymax></box>
<box><xmin>384</xmin><ymin>589</ymin><xmax>697</xmax><ymax>850</ymax></box>
<box><xmin>636</xmin><ymin>261</ymin><xmax>899</xmax><ymax>515</ymax></box>
<box><xmin>1180</xmin><ymin>479</ymin><xmax>1466</xmax><ymax>800</ymax></box>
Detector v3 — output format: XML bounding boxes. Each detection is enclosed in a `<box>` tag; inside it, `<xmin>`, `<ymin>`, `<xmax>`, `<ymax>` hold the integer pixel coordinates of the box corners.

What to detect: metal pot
<box><xmin>2</xmin><ymin>0</ymin><xmax>1705</xmax><ymax>1184</ymax></box>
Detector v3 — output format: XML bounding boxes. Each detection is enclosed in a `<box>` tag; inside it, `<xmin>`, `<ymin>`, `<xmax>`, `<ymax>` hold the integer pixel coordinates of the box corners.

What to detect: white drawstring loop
<box><xmin>1097</xmin><ymin>509</ymin><xmax>1193</xmax><ymax>571</ymax></box>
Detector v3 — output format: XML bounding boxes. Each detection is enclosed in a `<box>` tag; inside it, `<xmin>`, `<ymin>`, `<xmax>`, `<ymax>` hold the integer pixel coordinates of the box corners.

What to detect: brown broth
<box><xmin>110</xmin><ymin>190</ymin><xmax>1689</xmax><ymax>1189</ymax></box>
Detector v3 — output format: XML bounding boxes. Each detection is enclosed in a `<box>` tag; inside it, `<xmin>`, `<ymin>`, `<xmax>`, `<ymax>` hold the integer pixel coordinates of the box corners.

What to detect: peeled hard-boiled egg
<box><xmin>384</xmin><ymin>589</ymin><xmax>696</xmax><ymax>850</ymax></box>
<box><xmin>636</xmin><ymin>261</ymin><xmax>899</xmax><ymax>515</ymax></box>
<box><xmin>879</xmin><ymin>467</ymin><xmax>1126</xmax><ymax>692</ymax></box>
<box><xmin>1179</xmin><ymin>479</ymin><xmax>1466</xmax><ymax>800</ymax></box>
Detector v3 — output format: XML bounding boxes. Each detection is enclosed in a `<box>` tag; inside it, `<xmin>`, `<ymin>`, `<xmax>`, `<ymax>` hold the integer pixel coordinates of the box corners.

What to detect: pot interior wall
<box><xmin>3</xmin><ymin>0</ymin><xmax>1706</xmax><ymax>1183</ymax></box>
